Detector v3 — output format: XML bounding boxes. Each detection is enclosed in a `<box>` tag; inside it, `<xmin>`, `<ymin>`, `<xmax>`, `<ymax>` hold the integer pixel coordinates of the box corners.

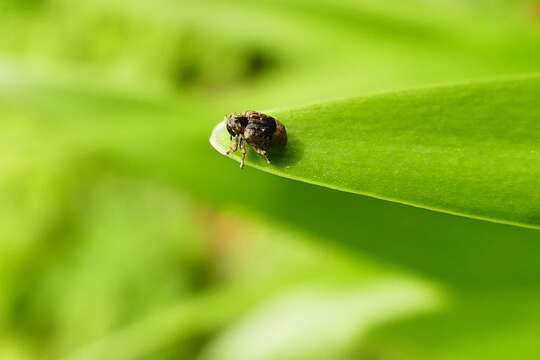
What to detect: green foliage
<box><xmin>2</xmin><ymin>1</ymin><xmax>540</xmax><ymax>360</ymax></box>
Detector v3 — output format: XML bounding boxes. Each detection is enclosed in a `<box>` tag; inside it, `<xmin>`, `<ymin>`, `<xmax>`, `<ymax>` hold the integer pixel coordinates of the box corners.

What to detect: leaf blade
<box><xmin>211</xmin><ymin>75</ymin><xmax>540</xmax><ymax>229</ymax></box>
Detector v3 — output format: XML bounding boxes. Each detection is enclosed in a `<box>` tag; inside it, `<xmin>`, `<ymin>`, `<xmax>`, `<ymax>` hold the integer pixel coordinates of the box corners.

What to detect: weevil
<box><xmin>225</xmin><ymin>110</ymin><xmax>287</xmax><ymax>168</ymax></box>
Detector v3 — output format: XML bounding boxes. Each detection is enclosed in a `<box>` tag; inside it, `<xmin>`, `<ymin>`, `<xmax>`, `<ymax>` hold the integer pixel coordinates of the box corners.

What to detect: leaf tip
<box><xmin>209</xmin><ymin>120</ymin><xmax>229</xmax><ymax>155</ymax></box>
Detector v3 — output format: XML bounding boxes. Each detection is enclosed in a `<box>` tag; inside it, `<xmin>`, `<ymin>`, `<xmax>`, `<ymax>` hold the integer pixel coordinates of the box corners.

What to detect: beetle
<box><xmin>225</xmin><ymin>110</ymin><xmax>287</xmax><ymax>168</ymax></box>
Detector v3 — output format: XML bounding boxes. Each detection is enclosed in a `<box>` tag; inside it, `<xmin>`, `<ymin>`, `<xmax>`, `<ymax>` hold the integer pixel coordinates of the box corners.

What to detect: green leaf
<box><xmin>202</xmin><ymin>281</ymin><xmax>437</xmax><ymax>360</ymax></box>
<box><xmin>211</xmin><ymin>74</ymin><xmax>540</xmax><ymax>229</ymax></box>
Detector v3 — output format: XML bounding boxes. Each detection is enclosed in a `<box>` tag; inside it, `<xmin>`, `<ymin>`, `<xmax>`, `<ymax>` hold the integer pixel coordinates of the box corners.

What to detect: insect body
<box><xmin>225</xmin><ymin>110</ymin><xmax>287</xmax><ymax>168</ymax></box>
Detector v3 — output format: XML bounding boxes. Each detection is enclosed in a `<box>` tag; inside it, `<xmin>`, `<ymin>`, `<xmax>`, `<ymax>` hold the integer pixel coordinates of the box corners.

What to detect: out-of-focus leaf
<box><xmin>211</xmin><ymin>75</ymin><xmax>540</xmax><ymax>229</ymax></box>
<box><xmin>202</xmin><ymin>281</ymin><xmax>438</xmax><ymax>360</ymax></box>
<box><xmin>56</xmin><ymin>210</ymin><xmax>415</xmax><ymax>360</ymax></box>
<box><xmin>364</xmin><ymin>293</ymin><xmax>540</xmax><ymax>360</ymax></box>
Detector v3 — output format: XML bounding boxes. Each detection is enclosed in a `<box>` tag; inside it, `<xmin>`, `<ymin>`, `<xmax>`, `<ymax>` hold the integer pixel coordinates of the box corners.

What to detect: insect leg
<box><xmin>239</xmin><ymin>137</ymin><xmax>247</xmax><ymax>168</ymax></box>
<box><xmin>226</xmin><ymin>136</ymin><xmax>238</xmax><ymax>155</ymax></box>
<box><xmin>255</xmin><ymin>148</ymin><xmax>271</xmax><ymax>163</ymax></box>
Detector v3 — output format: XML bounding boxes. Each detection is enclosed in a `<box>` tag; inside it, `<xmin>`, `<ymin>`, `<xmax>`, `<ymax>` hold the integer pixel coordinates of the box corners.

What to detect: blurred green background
<box><xmin>2</xmin><ymin>0</ymin><xmax>540</xmax><ymax>359</ymax></box>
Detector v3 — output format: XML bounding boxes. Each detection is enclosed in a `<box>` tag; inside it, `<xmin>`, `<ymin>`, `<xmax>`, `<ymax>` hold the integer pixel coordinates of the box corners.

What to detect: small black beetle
<box><xmin>225</xmin><ymin>110</ymin><xmax>287</xmax><ymax>168</ymax></box>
